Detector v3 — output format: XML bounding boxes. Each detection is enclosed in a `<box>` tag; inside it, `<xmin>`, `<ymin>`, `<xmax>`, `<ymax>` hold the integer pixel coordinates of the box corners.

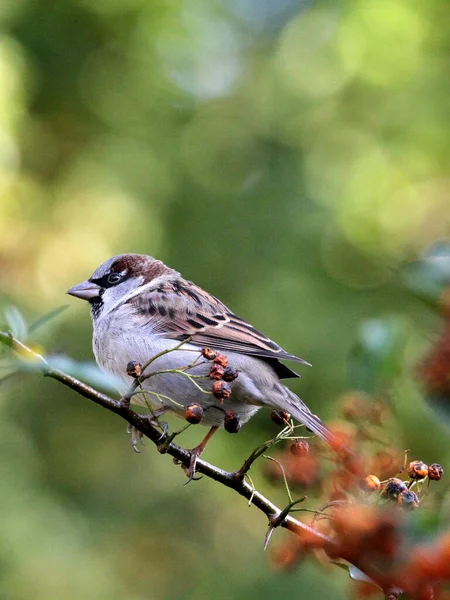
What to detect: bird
<box><xmin>67</xmin><ymin>253</ymin><xmax>339</xmax><ymax>477</ymax></box>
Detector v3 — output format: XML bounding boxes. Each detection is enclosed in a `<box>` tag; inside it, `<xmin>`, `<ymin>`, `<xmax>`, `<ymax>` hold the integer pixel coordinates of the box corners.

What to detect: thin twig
<box><xmin>0</xmin><ymin>330</ymin><xmax>404</xmax><ymax>597</ymax></box>
<box><xmin>0</xmin><ymin>330</ymin><xmax>332</xmax><ymax>545</ymax></box>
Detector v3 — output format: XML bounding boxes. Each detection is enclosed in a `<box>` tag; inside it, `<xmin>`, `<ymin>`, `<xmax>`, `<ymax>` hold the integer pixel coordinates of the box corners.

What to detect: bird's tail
<box><xmin>280</xmin><ymin>387</ymin><xmax>348</xmax><ymax>454</ymax></box>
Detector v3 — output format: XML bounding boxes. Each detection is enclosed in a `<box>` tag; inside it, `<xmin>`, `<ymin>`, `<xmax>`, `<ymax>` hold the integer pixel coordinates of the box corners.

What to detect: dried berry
<box><xmin>428</xmin><ymin>463</ymin><xmax>444</xmax><ymax>481</ymax></box>
<box><xmin>209</xmin><ymin>364</ymin><xmax>225</xmax><ymax>380</ymax></box>
<box><xmin>212</xmin><ymin>380</ymin><xmax>232</xmax><ymax>400</ymax></box>
<box><xmin>126</xmin><ymin>361</ymin><xmax>143</xmax><ymax>378</ymax></box>
<box><xmin>184</xmin><ymin>403</ymin><xmax>204</xmax><ymax>424</ymax></box>
<box><xmin>224</xmin><ymin>410</ymin><xmax>241</xmax><ymax>434</ymax></box>
<box><xmin>213</xmin><ymin>353</ymin><xmax>228</xmax><ymax>368</ymax></box>
<box><xmin>271</xmin><ymin>410</ymin><xmax>291</xmax><ymax>425</ymax></box>
<box><xmin>407</xmin><ymin>460</ymin><xmax>429</xmax><ymax>480</ymax></box>
<box><xmin>360</xmin><ymin>474</ymin><xmax>381</xmax><ymax>493</ymax></box>
<box><xmin>222</xmin><ymin>367</ymin><xmax>239</xmax><ymax>382</ymax></box>
<box><xmin>290</xmin><ymin>440</ymin><xmax>310</xmax><ymax>457</ymax></box>
<box><xmin>397</xmin><ymin>489</ymin><xmax>420</xmax><ymax>511</ymax></box>
<box><xmin>201</xmin><ymin>347</ymin><xmax>217</xmax><ymax>360</ymax></box>
<box><xmin>382</xmin><ymin>478</ymin><xmax>407</xmax><ymax>500</ymax></box>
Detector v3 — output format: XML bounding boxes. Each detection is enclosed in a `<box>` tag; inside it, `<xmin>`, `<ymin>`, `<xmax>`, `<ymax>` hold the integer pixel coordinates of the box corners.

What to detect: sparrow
<box><xmin>67</xmin><ymin>253</ymin><xmax>338</xmax><ymax>476</ymax></box>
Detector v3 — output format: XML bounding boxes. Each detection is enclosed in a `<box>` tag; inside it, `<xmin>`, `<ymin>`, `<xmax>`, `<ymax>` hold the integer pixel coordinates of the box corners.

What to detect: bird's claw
<box><xmin>157</xmin><ymin>420</ymin><xmax>169</xmax><ymax>443</ymax></box>
<box><xmin>182</xmin><ymin>451</ymin><xmax>203</xmax><ymax>484</ymax></box>
<box><xmin>127</xmin><ymin>424</ymin><xmax>143</xmax><ymax>453</ymax></box>
<box><xmin>128</xmin><ymin>412</ymin><xmax>169</xmax><ymax>451</ymax></box>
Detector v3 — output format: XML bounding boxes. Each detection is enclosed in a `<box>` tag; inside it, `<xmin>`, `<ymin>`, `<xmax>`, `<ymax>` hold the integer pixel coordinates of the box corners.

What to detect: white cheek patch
<box><xmin>98</xmin><ymin>276</ymin><xmax>144</xmax><ymax>318</ymax></box>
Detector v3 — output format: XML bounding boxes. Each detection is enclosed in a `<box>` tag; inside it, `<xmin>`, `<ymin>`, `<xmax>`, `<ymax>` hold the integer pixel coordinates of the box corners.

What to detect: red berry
<box><xmin>212</xmin><ymin>380</ymin><xmax>232</xmax><ymax>400</ymax></box>
<box><xmin>224</xmin><ymin>410</ymin><xmax>241</xmax><ymax>433</ymax></box>
<box><xmin>185</xmin><ymin>403</ymin><xmax>204</xmax><ymax>424</ymax></box>
<box><xmin>290</xmin><ymin>441</ymin><xmax>309</xmax><ymax>457</ymax></box>
<box><xmin>213</xmin><ymin>354</ymin><xmax>228</xmax><ymax>368</ymax></box>
<box><xmin>209</xmin><ymin>364</ymin><xmax>225</xmax><ymax>380</ymax></box>
<box><xmin>271</xmin><ymin>410</ymin><xmax>291</xmax><ymax>425</ymax></box>
<box><xmin>428</xmin><ymin>463</ymin><xmax>444</xmax><ymax>481</ymax></box>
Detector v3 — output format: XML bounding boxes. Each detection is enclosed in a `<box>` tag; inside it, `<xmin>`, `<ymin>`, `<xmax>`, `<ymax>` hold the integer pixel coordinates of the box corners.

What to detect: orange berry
<box><xmin>359</xmin><ymin>474</ymin><xmax>381</xmax><ymax>493</ymax></box>
<box><xmin>407</xmin><ymin>460</ymin><xmax>429</xmax><ymax>480</ymax></box>
<box><xmin>213</xmin><ymin>353</ymin><xmax>228</xmax><ymax>368</ymax></box>
<box><xmin>201</xmin><ymin>347</ymin><xmax>217</xmax><ymax>360</ymax></box>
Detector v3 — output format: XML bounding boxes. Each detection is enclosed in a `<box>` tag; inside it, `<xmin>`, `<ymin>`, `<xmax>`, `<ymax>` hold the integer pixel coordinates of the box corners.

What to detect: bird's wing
<box><xmin>127</xmin><ymin>278</ymin><xmax>309</xmax><ymax>377</ymax></box>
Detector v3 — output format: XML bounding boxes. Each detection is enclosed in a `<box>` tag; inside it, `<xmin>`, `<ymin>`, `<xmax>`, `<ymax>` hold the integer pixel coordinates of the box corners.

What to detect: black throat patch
<box><xmin>90</xmin><ymin>296</ymin><xmax>104</xmax><ymax>319</ymax></box>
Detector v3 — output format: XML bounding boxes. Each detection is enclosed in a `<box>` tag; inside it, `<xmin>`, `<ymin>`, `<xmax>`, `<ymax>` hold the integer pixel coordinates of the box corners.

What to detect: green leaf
<box><xmin>29</xmin><ymin>305</ymin><xmax>69</xmax><ymax>334</ymax></box>
<box><xmin>4</xmin><ymin>306</ymin><xmax>28</xmax><ymax>340</ymax></box>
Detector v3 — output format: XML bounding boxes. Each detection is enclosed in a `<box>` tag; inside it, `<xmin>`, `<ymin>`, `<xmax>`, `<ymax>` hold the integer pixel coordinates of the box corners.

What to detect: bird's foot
<box><xmin>182</xmin><ymin>449</ymin><xmax>204</xmax><ymax>484</ymax></box>
<box><xmin>127</xmin><ymin>408</ymin><xmax>170</xmax><ymax>451</ymax></box>
<box><xmin>127</xmin><ymin>424</ymin><xmax>144</xmax><ymax>453</ymax></box>
<box><xmin>181</xmin><ymin>426</ymin><xmax>219</xmax><ymax>484</ymax></box>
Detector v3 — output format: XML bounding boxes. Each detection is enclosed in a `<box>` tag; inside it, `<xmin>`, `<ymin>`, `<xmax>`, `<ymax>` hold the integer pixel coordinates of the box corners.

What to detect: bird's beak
<box><xmin>66</xmin><ymin>280</ymin><xmax>101</xmax><ymax>301</ymax></box>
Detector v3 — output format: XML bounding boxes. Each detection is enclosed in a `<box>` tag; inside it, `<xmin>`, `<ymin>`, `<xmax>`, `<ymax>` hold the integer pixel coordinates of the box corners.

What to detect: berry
<box><xmin>407</xmin><ymin>460</ymin><xmax>429</xmax><ymax>480</ymax></box>
<box><xmin>212</xmin><ymin>380</ymin><xmax>232</xmax><ymax>400</ymax></box>
<box><xmin>201</xmin><ymin>348</ymin><xmax>217</xmax><ymax>360</ymax></box>
<box><xmin>290</xmin><ymin>441</ymin><xmax>310</xmax><ymax>457</ymax></box>
<box><xmin>222</xmin><ymin>367</ymin><xmax>239</xmax><ymax>382</ymax></box>
<box><xmin>224</xmin><ymin>410</ymin><xmax>241</xmax><ymax>434</ymax></box>
<box><xmin>271</xmin><ymin>410</ymin><xmax>291</xmax><ymax>425</ymax></box>
<box><xmin>185</xmin><ymin>403</ymin><xmax>204</xmax><ymax>424</ymax></box>
<box><xmin>382</xmin><ymin>478</ymin><xmax>407</xmax><ymax>500</ymax></box>
<box><xmin>397</xmin><ymin>490</ymin><xmax>420</xmax><ymax>511</ymax></box>
<box><xmin>126</xmin><ymin>361</ymin><xmax>142</xmax><ymax>378</ymax></box>
<box><xmin>428</xmin><ymin>463</ymin><xmax>444</xmax><ymax>481</ymax></box>
<box><xmin>359</xmin><ymin>474</ymin><xmax>381</xmax><ymax>493</ymax></box>
<box><xmin>209</xmin><ymin>364</ymin><xmax>225</xmax><ymax>380</ymax></box>
<box><xmin>213</xmin><ymin>353</ymin><xmax>228</xmax><ymax>368</ymax></box>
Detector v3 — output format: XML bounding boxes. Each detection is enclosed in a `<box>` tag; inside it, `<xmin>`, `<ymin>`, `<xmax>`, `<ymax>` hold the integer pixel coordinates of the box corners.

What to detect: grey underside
<box><xmin>93</xmin><ymin>331</ymin><xmax>309</xmax><ymax>428</ymax></box>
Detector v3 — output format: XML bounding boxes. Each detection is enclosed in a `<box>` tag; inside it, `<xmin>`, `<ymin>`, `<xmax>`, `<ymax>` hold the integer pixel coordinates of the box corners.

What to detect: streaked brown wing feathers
<box><xmin>129</xmin><ymin>278</ymin><xmax>307</xmax><ymax>369</ymax></box>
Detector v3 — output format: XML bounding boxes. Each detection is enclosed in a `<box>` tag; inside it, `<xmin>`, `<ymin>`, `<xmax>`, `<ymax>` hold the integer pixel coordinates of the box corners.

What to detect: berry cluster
<box><xmin>201</xmin><ymin>347</ymin><xmax>239</xmax><ymax>401</ymax></box>
<box><xmin>266</xmin><ymin>391</ymin><xmax>447</xmax><ymax>598</ymax></box>
<box><xmin>183</xmin><ymin>349</ymin><xmax>241</xmax><ymax>434</ymax></box>
<box><xmin>359</xmin><ymin>460</ymin><xmax>444</xmax><ymax>512</ymax></box>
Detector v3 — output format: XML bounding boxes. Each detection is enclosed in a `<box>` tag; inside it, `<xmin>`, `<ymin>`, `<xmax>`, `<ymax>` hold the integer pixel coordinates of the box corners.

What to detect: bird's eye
<box><xmin>107</xmin><ymin>273</ymin><xmax>122</xmax><ymax>284</ymax></box>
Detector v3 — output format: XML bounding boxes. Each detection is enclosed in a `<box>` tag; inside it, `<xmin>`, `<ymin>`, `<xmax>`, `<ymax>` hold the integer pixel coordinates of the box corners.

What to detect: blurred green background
<box><xmin>0</xmin><ymin>0</ymin><xmax>449</xmax><ymax>598</ymax></box>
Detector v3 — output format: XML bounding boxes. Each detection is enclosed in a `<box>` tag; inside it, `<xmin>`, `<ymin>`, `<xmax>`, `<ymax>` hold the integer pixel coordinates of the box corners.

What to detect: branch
<box><xmin>0</xmin><ymin>330</ymin><xmax>401</xmax><ymax>598</ymax></box>
<box><xmin>0</xmin><ymin>331</ymin><xmax>330</xmax><ymax>540</ymax></box>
